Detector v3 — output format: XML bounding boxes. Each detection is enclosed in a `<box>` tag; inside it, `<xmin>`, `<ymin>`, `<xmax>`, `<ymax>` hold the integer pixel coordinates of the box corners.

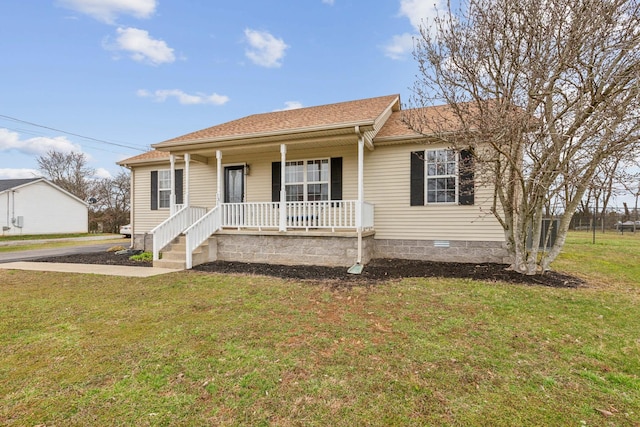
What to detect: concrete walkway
<box><xmin>0</xmin><ymin>261</ymin><xmax>182</xmax><ymax>277</ymax></box>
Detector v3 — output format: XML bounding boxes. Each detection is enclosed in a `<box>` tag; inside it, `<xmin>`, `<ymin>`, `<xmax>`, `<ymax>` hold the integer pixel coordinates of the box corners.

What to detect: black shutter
<box><xmin>459</xmin><ymin>149</ymin><xmax>475</xmax><ymax>205</ymax></box>
<box><xmin>175</xmin><ymin>169</ymin><xmax>183</xmax><ymax>204</ymax></box>
<box><xmin>272</xmin><ymin>162</ymin><xmax>281</xmax><ymax>202</ymax></box>
<box><xmin>330</xmin><ymin>157</ymin><xmax>342</xmax><ymax>201</ymax></box>
<box><xmin>410</xmin><ymin>151</ymin><xmax>425</xmax><ymax>206</ymax></box>
<box><xmin>151</xmin><ymin>170</ymin><xmax>158</xmax><ymax>210</ymax></box>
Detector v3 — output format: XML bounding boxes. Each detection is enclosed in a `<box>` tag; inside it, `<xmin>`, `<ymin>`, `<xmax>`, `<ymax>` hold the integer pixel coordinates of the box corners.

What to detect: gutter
<box><xmin>152</xmin><ymin>120</ymin><xmax>377</xmax><ymax>151</ymax></box>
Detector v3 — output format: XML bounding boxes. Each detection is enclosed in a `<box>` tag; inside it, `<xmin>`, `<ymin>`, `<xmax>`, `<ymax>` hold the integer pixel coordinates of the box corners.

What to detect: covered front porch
<box><xmin>152</xmin><ymin>135</ymin><xmax>375</xmax><ymax>269</ymax></box>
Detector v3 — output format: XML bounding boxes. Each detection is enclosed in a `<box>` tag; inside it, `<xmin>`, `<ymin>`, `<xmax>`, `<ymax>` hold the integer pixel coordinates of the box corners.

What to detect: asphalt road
<box><xmin>0</xmin><ymin>241</ymin><xmax>125</xmax><ymax>264</ymax></box>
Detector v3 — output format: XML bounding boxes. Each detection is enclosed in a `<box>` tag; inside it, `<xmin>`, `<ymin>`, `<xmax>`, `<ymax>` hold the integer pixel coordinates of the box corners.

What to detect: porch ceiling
<box><xmin>162</xmin><ymin>126</ymin><xmax>368</xmax><ymax>158</ymax></box>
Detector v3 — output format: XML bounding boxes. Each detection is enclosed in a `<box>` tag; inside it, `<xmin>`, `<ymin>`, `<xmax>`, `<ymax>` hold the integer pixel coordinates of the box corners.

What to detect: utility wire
<box><xmin>0</xmin><ymin>114</ymin><xmax>147</xmax><ymax>152</ymax></box>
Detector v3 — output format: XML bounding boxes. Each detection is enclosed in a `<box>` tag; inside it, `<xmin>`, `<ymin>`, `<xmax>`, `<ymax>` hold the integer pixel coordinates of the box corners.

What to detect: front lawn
<box><xmin>1</xmin><ymin>231</ymin><xmax>639</xmax><ymax>425</ymax></box>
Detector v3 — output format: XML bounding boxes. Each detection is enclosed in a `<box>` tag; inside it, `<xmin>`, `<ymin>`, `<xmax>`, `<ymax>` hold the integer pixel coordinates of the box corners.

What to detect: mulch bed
<box><xmin>34</xmin><ymin>251</ymin><xmax>584</xmax><ymax>288</ymax></box>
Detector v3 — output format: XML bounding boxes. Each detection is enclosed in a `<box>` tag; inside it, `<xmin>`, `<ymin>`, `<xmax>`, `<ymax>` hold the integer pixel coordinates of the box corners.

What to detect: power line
<box><xmin>0</xmin><ymin>114</ymin><xmax>148</xmax><ymax>152</ymax></box>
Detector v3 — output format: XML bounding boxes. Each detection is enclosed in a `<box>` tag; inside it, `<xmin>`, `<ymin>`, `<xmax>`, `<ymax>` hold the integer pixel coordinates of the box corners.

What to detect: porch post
<box><xmin>169</xmin><ymin>153</ymin><xmax>176</xmax><ymax>215</ymax></box>
<box><xmin>357</xmin><ymin>135</ymin><xmax>364</xmax><ymax>229</ymax></box>
<box><xmin>279</xmin><ymin>144</ymin><xmax>287</xmax><ymax>232</ymax></box>
<box><xmin>184</xmin><ymin>153</ymin><xmax>190</xmax><ymax>208</ymax></box>
<box><xmin>216</xmin><ymin>150</ymin><xmax>222</xmax><ymax>206</ymax></box>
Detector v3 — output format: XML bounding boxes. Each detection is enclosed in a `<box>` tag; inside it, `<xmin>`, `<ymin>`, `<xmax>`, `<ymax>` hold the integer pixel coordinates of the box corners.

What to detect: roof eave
<box><xmin>152</xmin><ymin>120</ymin><xmax>377</xmax><ymax>151</ymax></box>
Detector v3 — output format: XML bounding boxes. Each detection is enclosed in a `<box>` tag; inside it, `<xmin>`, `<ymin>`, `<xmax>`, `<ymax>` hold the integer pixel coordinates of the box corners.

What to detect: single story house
<box><xmin>118</xmin><ymin>94</ymin><xmax>508</xmax><ymax>270</ymax></box>
<box><xmin>0</xmin><ymin>178</ymin><xmax>89</xmax><ymax>235</ymax></box>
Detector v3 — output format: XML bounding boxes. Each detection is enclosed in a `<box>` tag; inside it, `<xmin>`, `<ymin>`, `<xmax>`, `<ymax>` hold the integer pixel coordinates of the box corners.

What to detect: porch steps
<box><xmin>153</xmin><ymin>235</ymin><xmax>216</xmax><ymax>270</ymax></box>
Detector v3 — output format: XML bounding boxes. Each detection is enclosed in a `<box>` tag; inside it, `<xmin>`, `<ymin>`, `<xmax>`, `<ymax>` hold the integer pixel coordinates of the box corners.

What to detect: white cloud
<box><xmin>0</xmin><ymin>128</ymin><xmax>82</xmax><ymax>156</ymax></box>
<box><xmin>274</xmin><ymin>101</ymin><xmax>304</xmax><ymax>111</ymax></box>
<box><xmin>58</xmin><ymin>0</ymin><xmax>157</xmax><ymax>24</ymax></box>
<box><xmin>384</xmin><ymin>0</ymin><xmax>448</xmax><ymax>60</ymax></box>
<box><xmin>137</xmin><ymin>89</ymin><xmax>230</xmax><ymax>105</ymax></box>
<box><xmin>322</xmin><ymin>0</ymin><xmax>335</xmax><ymax>5</ymax></box>
<box><xmin>94</xmin><ymin>167</ymin><xmax>113</xmax><ymax>179</ymax></box>
<box><xmin>244</xmin><ymin>29</ymin><xmax>289</xmax><ymax>68</ymax></box>
<box><xmin>383</xmin><ymin>33</ymin><xmax>415</xmax><ymax>60</ymax></box>
<box><xmin>0</xmin><ymin>169</ymin><xmax>41</xmax><ymax>179</ymax></box>
<box><xmin>399</xmin><ymin>0</ymin><xmax>445</xmax><ymax>32</ymax></box>
<box><xmin>105</xmin><ymin>27</ymin><xmax>175</xmax><ymax>65</ymax></box>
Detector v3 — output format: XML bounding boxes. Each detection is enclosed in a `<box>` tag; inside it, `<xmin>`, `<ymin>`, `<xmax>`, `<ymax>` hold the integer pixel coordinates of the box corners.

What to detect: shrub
<box><xmin>129</xmin><ymin>252</ymin><xmax>152</xmax><ymax>262</ymax></box>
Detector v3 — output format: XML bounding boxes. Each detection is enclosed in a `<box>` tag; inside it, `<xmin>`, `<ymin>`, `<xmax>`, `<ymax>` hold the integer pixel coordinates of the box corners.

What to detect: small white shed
<box><xmin>0</xmin><ymin>178</ymin><xmax>88</xmax><ymax>236</ymax></box>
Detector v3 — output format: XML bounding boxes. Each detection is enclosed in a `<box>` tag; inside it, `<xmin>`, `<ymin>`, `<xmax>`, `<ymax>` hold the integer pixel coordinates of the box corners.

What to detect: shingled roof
<box><xmin>0</xmin><ymin>178</ymin><xmax>42</xmax><ymax>193</ymax></box>
<box><xmin>154</xmin><ymin>94</ymin><xmax>400</xmax><ymax>147</ymax></box>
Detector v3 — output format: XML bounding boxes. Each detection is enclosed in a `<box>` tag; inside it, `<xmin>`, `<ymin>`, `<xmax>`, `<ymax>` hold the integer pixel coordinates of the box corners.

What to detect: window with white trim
<box><xmin>158</xmin><ymin>169</ymin><xmax>171</xmax><ymax>208</ymax></box>
<box><xmin>285</xmin><ymin>159</ymin><xmax>329</xmax><ymax>201</ymax></box>
<box><xmin>426</xmin><ymin>149</ymin><xmax>457</xmax><ymax>203</ymax></box>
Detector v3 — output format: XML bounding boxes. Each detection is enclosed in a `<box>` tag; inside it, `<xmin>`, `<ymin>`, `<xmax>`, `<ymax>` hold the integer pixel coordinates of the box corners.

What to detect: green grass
<box><xmin>1</xmin><ymin>232</ymin><xmax>639</xmax><ymax>426</ymax></box>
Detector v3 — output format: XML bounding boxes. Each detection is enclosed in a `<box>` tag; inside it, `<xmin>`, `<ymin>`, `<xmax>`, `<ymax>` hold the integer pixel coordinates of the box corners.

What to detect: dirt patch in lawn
<box><xmin>33</xmin><ymin>251</ymin><xmax>583</xmax><ymax>288</ymax></box>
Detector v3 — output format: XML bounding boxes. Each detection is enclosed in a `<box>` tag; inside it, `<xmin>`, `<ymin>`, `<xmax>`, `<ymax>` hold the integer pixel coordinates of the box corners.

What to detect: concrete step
<box><xmin>158</xmin><ymin>235</ymin><xmax>216</xmax><ymax>269</ymax></box>
<box><xmin>153</xmin><ymin>259</ymin><xmax>186</xmax><ymax>270</ymax></box>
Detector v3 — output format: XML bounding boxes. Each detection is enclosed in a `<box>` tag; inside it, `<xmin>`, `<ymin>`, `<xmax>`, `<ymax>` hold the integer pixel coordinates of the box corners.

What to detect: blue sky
<box><xmin>0</xmin><ymin>0</ymin><xmax>445</xmax><ymax>180</ymax></box>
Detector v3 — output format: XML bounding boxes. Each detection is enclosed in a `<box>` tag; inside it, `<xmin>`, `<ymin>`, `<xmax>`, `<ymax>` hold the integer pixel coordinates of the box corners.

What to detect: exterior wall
<box><xmin>374</xmin><ymin>238</ymin><xmax>509</xmax><ymax>264</ymax></box>
<box><xmin>1</xmin><ymin>181</ymin><xmax>88</xmax><ymax>235</ymax></box>
<box><xmin>129</xmin><ymin>141</ymin><xmax>510</xmax><ymax>264</ymax></box>
<box><xmin>213</xmin><ymin>231</ymin><xmax>374</xmax><ymax>267</ymax></box>
<box><xmin>364</xmin><ymin>143</ymin><xmax>505</xmax><ymax>242</ymax></box>
<box><xmin>131</xmin><ymin>161</ymin><xmax>217</xmax><ymax>235</ymax></box>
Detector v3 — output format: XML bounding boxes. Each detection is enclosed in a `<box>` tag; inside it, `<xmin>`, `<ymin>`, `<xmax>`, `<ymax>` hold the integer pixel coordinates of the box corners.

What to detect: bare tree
<box><xmin>36</xmin><ymin>150</ymin><xmax>95</xmax><ymax>202</ymax></box>
<box><xmin>407</xmin><ymin>0</ymin><xmax>640</xmax><ymax>274</ymax></box>
<box><xmin>90</xmin><ymin>170</ymin><xmax>130</xmax><ymax>234</ymax></box>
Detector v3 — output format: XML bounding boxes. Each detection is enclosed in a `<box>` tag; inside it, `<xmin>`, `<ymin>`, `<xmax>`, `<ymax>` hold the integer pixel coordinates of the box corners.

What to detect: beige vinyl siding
<box><xmin>132</xmin><ymin>164</ymin><xmax>171</xmax><ymax>233</ymax></box>
<box><xmin>188</xmin><ymin>161</ymin><xmax>217</xmax><ymax>208</ymax></box>
<box><xmin>237</xmin><ymin>145</ymin><xmax>359</xmax><ymax>202</ymax></box>
<box><xmin>364</xmin><ymin>143</ymin><xmax>505</xmax><ymax>242</ymax></box>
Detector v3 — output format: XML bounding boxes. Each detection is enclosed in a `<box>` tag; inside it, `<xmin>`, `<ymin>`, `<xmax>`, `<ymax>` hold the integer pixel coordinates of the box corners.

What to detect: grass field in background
<box><xmin>1</xmin><ymin>231</ymin><xmax>639</xmax><ymax>426</ymax></box>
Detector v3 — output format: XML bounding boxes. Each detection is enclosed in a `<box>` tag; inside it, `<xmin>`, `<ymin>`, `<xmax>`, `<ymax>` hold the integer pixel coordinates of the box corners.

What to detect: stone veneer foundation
<box><xmin>133</xmin><ymin>231</ymin><xmax>509</xmax><ymax>267</ymax></box>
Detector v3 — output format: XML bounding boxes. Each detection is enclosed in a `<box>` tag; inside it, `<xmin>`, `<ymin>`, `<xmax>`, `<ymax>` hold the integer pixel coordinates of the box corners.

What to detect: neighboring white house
<box><xmin>0</xmin><ymin>178</ymin><xmax>89</xmax><ymax>236</ymax></box>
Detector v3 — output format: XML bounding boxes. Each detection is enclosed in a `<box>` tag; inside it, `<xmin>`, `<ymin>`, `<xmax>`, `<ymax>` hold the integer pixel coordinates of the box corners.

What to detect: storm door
<box><xmin>224</xmin><ymin>165</ymin><xmax>245</xmax><ymax>227</ymax></box>
<box><xmin>224</xmin><ymin>165</ymin><xmax>245</xmax><ymax>203</ymax></box>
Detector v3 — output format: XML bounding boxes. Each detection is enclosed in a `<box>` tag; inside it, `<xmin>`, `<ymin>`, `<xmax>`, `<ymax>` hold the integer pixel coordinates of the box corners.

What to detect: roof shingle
<box><xmin>159</xmin><ymin>94</ymin><xmax>400</xmax><ymax>145</ymax></box>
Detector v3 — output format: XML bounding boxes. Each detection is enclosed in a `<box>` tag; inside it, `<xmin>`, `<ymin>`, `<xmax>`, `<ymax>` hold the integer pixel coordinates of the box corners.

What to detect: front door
<box><xmin>224</xmin><ymin>165</ymin><xmax>244</xmax><ymax>203</ymax></box>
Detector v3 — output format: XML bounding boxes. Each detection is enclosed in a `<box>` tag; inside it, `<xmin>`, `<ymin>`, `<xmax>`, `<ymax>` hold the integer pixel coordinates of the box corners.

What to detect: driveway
<box><xmin>0</xmin><ymin>239</ymin><xmax>125</xmax><ymax>264</ymax></box>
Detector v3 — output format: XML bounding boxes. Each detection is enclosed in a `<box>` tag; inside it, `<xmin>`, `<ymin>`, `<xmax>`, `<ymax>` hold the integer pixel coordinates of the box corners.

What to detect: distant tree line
<box><xmin>37</xmin><ymin>150</ymin><xmax>130</xmax><ymax>234</ymax></box>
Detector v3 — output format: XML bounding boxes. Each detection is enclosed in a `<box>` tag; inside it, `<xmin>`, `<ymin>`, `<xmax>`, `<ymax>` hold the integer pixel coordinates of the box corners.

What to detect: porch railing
<box><xmin>151</xmin><ymin>205</ymin><xmax>207</xmax><ymax>261</ymax></box>
<box><xmin>183</xmin><ymin>206</ymin><xmax>222</xmax><ymax>269</ymax></box>
<box><xmin>221</xmin><ymin>200</ymin><xmax>363</xmax><ymax>231</ymax></box>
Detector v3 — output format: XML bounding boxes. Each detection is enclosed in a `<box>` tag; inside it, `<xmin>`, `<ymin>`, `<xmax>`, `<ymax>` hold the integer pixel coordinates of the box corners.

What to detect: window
<box><xmin>150</xmin><ymin>169</ymin><xmax>183</xmax><ymax>211</ymax></box>
<box><xmin>426</xmin><ymin>149</ymin><xmax>457</xmax><ymax>203</ymax></box>
<box><xmin>285</xmin><ymin>159</ymin><xmax>329</xmax><ymax>202</ymax></box>
<box><xmin>410</xmin><ymin>149</ymin><xmax>474</xmax><ymax>206</ymax></box>
<box><xmin>157</xmin><ymin>170</ymin><xmax>171</xmax><ymax>208</ymax></box>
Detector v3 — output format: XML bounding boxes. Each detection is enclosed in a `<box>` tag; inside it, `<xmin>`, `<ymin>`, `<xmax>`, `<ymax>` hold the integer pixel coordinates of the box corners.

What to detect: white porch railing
<box><xmin>220</xmin><ymin>200</ymin><xmax>363</xmax><ymax>231</ymax></box>
<box><xmin>183</xmin><ymin>206</ymin><xmax>222</xmax><ymax>269</ymax></box>
<box><xmin>151</xmin><ymin>205</ymin><xmax>207</xmax><ymax>261</ymax></box>
<box><xmin>153</xmin><ymin>200</ymin><xmax>374</xmax><ymax>268</ymax></box>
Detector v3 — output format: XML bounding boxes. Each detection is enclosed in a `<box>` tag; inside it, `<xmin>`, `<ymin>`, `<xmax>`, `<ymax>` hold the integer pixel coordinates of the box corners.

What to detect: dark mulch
<box><xmin>34</xmin><ymin>251</ymin><xmax>584</xmax><ymax>288</ymax></box>
<box><xmin>36</xmin><ymin>251</ymin><xmax>150</xmax><ymax>267</ymax></box>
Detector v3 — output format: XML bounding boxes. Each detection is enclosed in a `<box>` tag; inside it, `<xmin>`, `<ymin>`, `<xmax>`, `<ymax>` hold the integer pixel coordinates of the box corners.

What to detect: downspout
<box><xmin>356</xmin><ymin>126</ymin><xmax>364</xmax><ymax>265</ymax></box>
